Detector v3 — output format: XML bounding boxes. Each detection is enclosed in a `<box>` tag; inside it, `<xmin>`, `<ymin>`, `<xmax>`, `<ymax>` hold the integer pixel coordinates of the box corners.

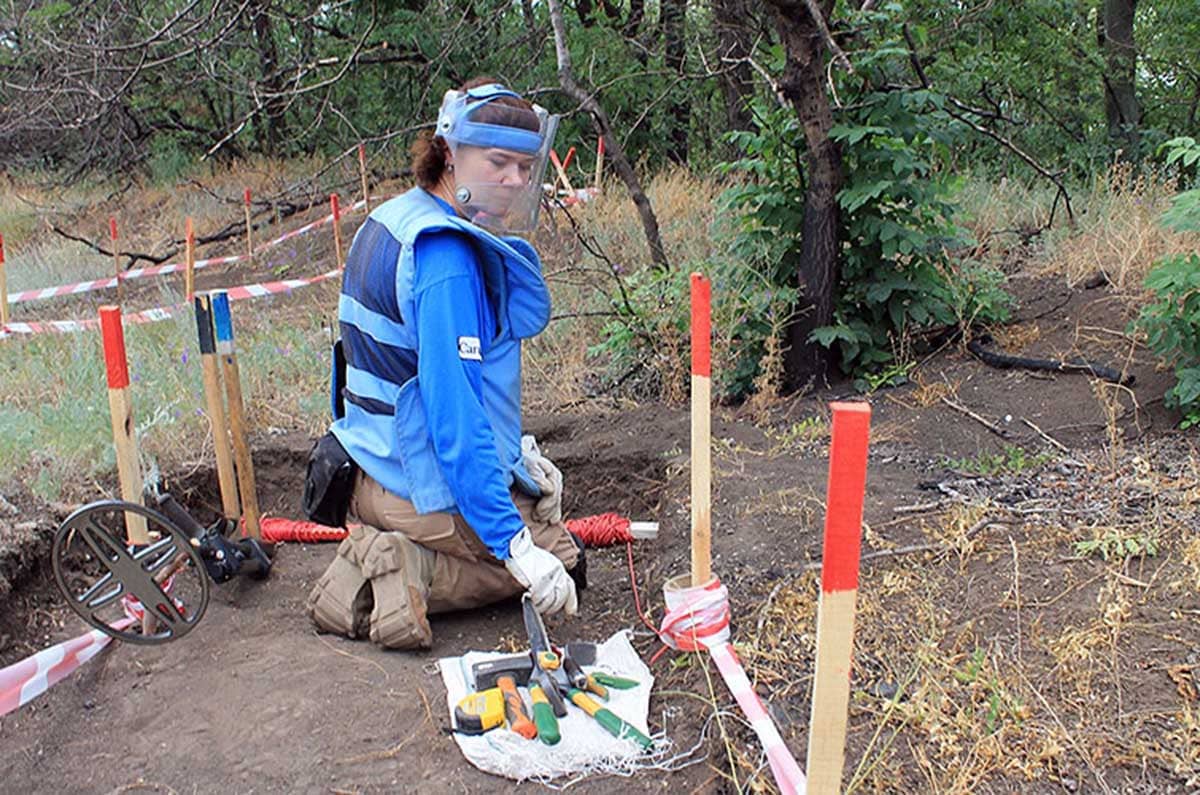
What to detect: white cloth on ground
<box><xmin>438</xmin><ymin>630</ymin><xmax>654</xmax><ymax>781</ymax></box>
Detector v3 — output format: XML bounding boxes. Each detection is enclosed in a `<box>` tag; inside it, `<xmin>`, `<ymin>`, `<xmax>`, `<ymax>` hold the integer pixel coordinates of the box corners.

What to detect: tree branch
<box><xmin>546</xmin><ymin>0</ymin><xmax>670</xmax><ymax>270</ymax></box>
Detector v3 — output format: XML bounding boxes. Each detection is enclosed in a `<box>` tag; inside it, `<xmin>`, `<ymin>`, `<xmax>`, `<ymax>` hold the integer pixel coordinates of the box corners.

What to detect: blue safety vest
<box><xmin>329</xmin><ymin>187</ymin><xmax>550</xmax><ymax>516</ymax></box>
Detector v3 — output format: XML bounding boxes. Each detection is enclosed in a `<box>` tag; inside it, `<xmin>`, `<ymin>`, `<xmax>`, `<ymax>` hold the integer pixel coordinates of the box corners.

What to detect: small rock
<box><xmin>83</xmin><ymin>699</ymin><xmax>95</xmax><ymax>710</ymax></box>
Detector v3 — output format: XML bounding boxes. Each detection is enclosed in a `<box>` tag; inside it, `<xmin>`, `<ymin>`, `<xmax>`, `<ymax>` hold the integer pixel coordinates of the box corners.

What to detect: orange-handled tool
<box><xmin>497</xmin><ymin>674</ymin><xmax>537</xmax><ymax>739</ymax></box>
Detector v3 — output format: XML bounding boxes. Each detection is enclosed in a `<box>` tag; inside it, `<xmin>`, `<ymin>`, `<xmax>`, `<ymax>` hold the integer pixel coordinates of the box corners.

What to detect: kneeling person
<box><xmin>306</xmin><ymin>79</ymin><xmax>582</xmax><ymax>649</ymax></box>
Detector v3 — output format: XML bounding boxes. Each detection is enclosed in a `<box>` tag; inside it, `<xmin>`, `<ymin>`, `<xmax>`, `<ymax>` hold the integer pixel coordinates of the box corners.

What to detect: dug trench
<box><xmin>2</xmin><ymin>275</ymin><xmax>1199</xmax><ymax>792</ymax></box>
<box><xmin>0</xmin><ymin>406</ymin><xmax>737</xmax><ymax>793</ymax></box>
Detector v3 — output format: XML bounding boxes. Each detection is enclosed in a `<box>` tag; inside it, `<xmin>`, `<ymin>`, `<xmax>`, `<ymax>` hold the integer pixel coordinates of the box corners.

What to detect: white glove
<box><xmin>521</xmin><ymin>435</ymin><xmax>563</xmax><ymax>525</ymax></box>
<box><xmin>504</xmin><ymin>526</ymin><xmax>578</xmax><ymax>616</ymax></box>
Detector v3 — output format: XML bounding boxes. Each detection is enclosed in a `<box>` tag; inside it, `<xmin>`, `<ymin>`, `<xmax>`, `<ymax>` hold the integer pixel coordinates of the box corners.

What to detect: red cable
<box><xmin>568</xmin><ymin>513</ymin><xmax>669</xmax><ymax>656</ymax></box>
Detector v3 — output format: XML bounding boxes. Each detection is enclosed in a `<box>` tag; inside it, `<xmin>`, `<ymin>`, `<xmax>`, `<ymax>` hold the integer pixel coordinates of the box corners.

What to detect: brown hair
<box><xmin>410</xmin><ymin>76</ymin><xmax>540</xmax><ymax>190</ymax></box>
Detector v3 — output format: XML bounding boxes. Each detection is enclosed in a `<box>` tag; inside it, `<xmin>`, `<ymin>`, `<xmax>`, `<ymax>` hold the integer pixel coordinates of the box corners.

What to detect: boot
<box><xmin>360</xmin><ymin>531</ymin><xmax>437</xmax><ymax>650</ymax></box>
<box><xmin>306</xmin><ymin>524</ymin><xmax>378</xmax><ymax>639</ymax></box>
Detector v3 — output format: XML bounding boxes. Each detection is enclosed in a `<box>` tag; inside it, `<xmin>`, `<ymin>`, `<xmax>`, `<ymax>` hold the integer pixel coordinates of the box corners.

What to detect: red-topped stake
<box><xmin>690</xmin><ymin>272</ymin><xmax>712</xmax><ymax>586</ymax></box>
<box><xmin>184</xmin><ymin>217</ymin><xmax>196</xmax><ymax>301</ymax></box>
<box><xmin>0</xmin><ymin>232</ymin><xmax>8</xmax><ymax>327</ymax></box>
<box><xmin>109</xmin><ymin>218</ymin><xmax>122</xmax><ymax>301</ymax></box>
<box><xmin>807</xmin><ymin>401</ymin><xmax>871</xmax><ymax>794</ymax></box>
<box><xmin>243</xmin><ymin>188</ymin><xmax>254</xmax><ymax>262</ymax></box>
<box><xmin>330</xmin><ymin>193</ymin><xmax>343</xmax><ymax>270</ymax></box>
<box><xmin>98</xmin><ymin>305</ymin><xmax>149</xmax><ymax>545</ymax></box>
<box><xmin>358</xmin><ymin>143</ymin><xmax>370</xmax><ymax>213</ymax></box>
<box><xmin>690</xmin><ymin>273</ymin><xmax>711</xmax><ymax>376</ymax></box>
<box><xmin>595</xmin><ymin>137</ymin><xmax>605</xmax><ymax>192</ymax></box>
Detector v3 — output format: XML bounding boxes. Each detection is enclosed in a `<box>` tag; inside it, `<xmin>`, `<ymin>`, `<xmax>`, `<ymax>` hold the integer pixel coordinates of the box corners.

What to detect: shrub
<box><xmin>1132</xmin><ymin>137</ymin><xmax>1200</xmax><ymax>428</ymax></box>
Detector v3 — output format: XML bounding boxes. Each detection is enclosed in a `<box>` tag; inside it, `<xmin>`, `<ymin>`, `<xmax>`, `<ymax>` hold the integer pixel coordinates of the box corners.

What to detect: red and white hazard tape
<box><xmin>0</xmin><ymin>267</ymin><xmax>342</xmax><ymax>339</ymax></box>
<box><xmin>0</xmin><ymin>616</ymin><xmax>135</xmax><ymax>718</ymax></box>
<box><xmin>659</xmin><ymin>578</ymin><xmax>807</xmax><ymax>795</ymax></box>
<box><xmin>0</xmin><ymin>570</ymin><xmax>190</xmax><ymax>717</ymax></box>
<box><xmin>4</xmin><ymin>196</ymin><xmax>372</xmax><ymax>308</ymax></box>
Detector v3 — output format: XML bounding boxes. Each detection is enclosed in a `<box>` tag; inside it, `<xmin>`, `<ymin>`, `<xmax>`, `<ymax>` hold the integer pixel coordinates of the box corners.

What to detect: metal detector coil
<box><xmin>52</xmin><ymin>500</ymin><xmax>210</xmax><ymax>645</ymax></box>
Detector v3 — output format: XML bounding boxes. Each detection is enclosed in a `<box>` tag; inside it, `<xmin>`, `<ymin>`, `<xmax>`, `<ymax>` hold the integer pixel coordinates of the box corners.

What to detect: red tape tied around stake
<box><xmin>98</xmin><ymin>306</ymin><xmax>129</xmax><ymax>389</ymax></box>
<box><xmin>690</xmin><ymin>272</ymin><xmax>711</xmax><ymax>377</ymax></box>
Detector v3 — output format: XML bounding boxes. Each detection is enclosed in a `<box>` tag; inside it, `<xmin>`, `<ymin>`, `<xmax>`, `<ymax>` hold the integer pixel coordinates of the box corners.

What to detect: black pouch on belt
<box><xmin>302</xmin><ymin>431</ymin><xmax>358</xmax><ymax>528</ymax></box>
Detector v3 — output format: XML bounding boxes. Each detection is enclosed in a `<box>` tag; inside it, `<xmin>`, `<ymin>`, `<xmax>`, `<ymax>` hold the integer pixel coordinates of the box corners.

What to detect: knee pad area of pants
<box><xmin>306</xmin><ymin>555</ymin><xmax>372</xmax><ymax>639</ymax></box>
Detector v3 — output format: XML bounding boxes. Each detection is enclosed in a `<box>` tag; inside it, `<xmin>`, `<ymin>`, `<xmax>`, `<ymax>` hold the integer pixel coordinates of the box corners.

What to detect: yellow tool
<box><xmin>454</xmin><ymin>687</ymin><xmax>506</xmax><ymax>735</ymax></box>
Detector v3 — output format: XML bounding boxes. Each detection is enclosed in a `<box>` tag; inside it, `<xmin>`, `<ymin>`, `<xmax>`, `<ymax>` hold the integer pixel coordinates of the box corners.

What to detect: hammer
<box><xmin>470</xmin><ymin>654</ymin><xmax>537</xmax><ymax>740</ymax></box>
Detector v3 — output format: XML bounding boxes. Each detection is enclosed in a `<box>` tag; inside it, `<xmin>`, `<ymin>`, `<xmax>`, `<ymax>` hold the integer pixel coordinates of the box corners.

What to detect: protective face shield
<box><xmin>435</xmin><ymin>84</ymin><xmax>559</xmax><ymax>236</ymax></box>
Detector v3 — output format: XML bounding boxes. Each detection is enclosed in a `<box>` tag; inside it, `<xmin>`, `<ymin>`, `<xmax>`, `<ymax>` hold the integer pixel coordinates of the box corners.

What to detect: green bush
<box><xmin>1132</xmin><ymin>137</ymin><xmax>1200</xmax><ymax>428</ymax></box>
<box><xmin>719</xmin><ymin>17</ymin><xmax>1011</xmax><ymax>384</ymax></box>
<box><xmin>589</xmin><ymin>250</ymin><xmax>798</xmax><ymax>401</ymax></box>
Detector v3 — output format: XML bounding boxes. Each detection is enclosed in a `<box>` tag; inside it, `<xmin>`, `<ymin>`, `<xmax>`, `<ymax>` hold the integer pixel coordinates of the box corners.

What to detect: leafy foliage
<box><xmin>720</xmin><ymin>13</ymin><xmax>1011</xmax><ymax>381</ymax></box>
<box><xmin>589</xmin><ymin>247</ymin><xmax>798</xmax><ymax>401</ymax></box>
<box><xmin>1133</xmin><ymin>138</ymin><xmax>1200</xmax><ymax>428</ymax></box>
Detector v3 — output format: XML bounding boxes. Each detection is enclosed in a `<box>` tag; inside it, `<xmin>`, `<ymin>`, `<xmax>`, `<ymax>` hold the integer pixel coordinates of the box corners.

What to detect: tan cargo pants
<box><xmin>348</xmin><ymin>469</ymin><xmax>580</xmax><ymax>614</ymax></box>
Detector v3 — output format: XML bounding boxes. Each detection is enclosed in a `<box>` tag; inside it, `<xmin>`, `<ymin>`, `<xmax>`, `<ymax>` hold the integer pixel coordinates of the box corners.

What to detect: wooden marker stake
<box><xmin>98</xmin><ymin>306</ymin><xmax>149</xmax><ymax>545</ymax></box>
<box><xmin>594</xmin><ymin>137</ymin><xmax>605</xmax><ymax>192</ymax></box>
<box><xmin>330</xmin><ymin>193</ymin><xmax>344</xmax><ymax>270</ymax></box>
<box><xmin>690</xmin><ymin>272</ymin><xmax>712</xmax><ymax>587</ymax></box>
<box><xmin>211</xmin><ymin>291</ymin><xmax>261</xmax><ymax>539</ymax></box>
<box><xmin>358</xmin><ymin>142</ymin><xmax>370</xmax><ymax>213</ymax></box>
<box><xmin>550</xmin><ymin>150</ymin><xmax>574</xmax><ymax>196</ymax></box>
<box><xmin>243</xmin><ymin>189</ymin><xmax>254</xmax><ymax>263</ymax></box>
<box><xmin>194</xmin><ymin>293</ymin><xmax>240</xmax><ymax>520</ymax></box>
<box><xmin>184</xmin><ymin>217</ymin><xmax>196</xmax><ymax>301</ymax></box>
<box><xmin>806</xmin><ymin>401</ymin><xmax>872</xmax><ymax>795</ymax></box>
<box><xmin>0</xmin><ymin>233</ymin><xmax>8</xmax><ymax>327</ymax></box>
<box><xmin>109</xmin><ymin>218</ymin><xmax>122</xmax><ymax>301</ymax></box>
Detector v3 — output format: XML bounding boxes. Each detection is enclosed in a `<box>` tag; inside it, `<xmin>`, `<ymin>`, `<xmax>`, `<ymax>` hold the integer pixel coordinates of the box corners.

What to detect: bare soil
<box><xmin>2</xmin><ymin>272</ymin><xmax>1198</xmax><ymax>793</ymax></box>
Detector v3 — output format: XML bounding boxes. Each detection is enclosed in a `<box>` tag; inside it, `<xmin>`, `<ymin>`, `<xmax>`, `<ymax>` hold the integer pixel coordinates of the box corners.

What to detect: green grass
<box><xmin>944</xmin><ymin>445</ymin><xmax>1052</xmax><ymax>476</ymax></box>
<box><xmin>0</xmin><ymin>284</ymin><xmax>334</xmax><ymax>501</ymax></box>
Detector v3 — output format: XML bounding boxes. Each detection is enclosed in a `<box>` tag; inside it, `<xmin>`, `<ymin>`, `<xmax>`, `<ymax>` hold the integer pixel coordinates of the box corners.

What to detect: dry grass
<box><xmin>526</xmin><ymin>167</ymin><xmax>779</xmax><ymax>407</ymax></box>
<box><xmin>1037</xmin><ymin>162</ymin><xmax>1200</xmax><ymax>296</ymax></box>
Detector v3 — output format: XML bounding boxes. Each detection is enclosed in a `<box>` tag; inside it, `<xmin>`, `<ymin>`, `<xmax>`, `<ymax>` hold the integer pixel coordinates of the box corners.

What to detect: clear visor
<box><xmin>438</xmin><ymin>89</ymin><xmax>558</xmax><ymax>236</ymax></box>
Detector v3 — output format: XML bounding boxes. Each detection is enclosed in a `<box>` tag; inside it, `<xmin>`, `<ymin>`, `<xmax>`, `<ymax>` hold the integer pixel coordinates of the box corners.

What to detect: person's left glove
<box><xmin>521</xmin><ymin>435</ymin><xmax>563</xmax><ymax>525</ymax></box>
<box><xmin>504</xmin><ymin>527</ymin><xmax>578</xmax><ymax>615</ymax></box>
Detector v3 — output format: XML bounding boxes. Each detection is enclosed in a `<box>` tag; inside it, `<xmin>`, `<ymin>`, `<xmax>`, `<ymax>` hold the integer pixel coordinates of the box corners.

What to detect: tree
<box><xmin>711</xmin><ymin>0</ymin><xmax>757</xmax><ymax>134</ymax></box>
<box><xmin>1100</xmin><ymin>0</ymin><xmax>1140</xmax><ymax>157</ymax></box>
<box><xmin>763</xmin><ymin>0</ymin><xmax>844</xmax><ymax>388</ymax></box>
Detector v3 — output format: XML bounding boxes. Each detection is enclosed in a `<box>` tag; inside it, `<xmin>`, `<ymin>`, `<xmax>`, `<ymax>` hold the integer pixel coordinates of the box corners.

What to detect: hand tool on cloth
<box><xmin>465</xmin><ymin>654</ymin><xmax>538</xmax><ymax>739</ymax></box>
<box><xmin>438</xmin><ymin>630</ymin><xmax>654</xmax><ymax>781</ymax></box>
<box><xmin>522</xmin><ymin>595</ymin><xmax>651</xmax><ymax>749</ymax></box>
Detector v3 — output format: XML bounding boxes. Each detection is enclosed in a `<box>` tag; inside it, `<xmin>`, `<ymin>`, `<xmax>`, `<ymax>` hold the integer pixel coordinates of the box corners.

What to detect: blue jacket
<box><xmin>329</xmin><ymin>188</ymin><xmax>551</xmax><ymax>559</ymax></box>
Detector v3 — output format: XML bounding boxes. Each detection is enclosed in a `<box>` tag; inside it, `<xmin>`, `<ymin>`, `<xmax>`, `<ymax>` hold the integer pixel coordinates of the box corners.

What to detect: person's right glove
<box><xmin>520</xmin><ymin>435</ymin><xmax>563</xmax><ymax>525</ymax></box>
<box><xmin>503</xmin><ymin>526</ymin><xmax>578</xmax><ymax>616</ymax></box>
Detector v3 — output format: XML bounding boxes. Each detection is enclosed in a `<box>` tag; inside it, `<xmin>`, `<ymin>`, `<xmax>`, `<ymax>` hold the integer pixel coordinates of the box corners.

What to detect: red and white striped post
<box><xmin>358</xmin><ymin>143</ymin><xmax>370</xmax><ymax>213</ymax></box>
<box><xmin>98</xmin><ymin>306</ymin><xmax>150</xmax><ymax>545</ymax></box>
<box><xmin>330</xmin><ymin>193</ymin><xmax>343</xmax><ymax>270</ymax></box>
<box><xmin>806</xmin><ymin>401</ymin><xmax>871</xmax><ymax>794</ymax></box>
<box><xmin>109</xmin><ymin>218</ymin><xmax>122</xmax><ymax>301</ymax></box>
<box><xmin>690</xmin><ymin>272</ymin><xmax>712</xmax><ymax>587</ymax></box>
<box><xmin>184</xmin><ymin>217</ymin><xmax>196</xmax><ymax>302</ymax></box>
<box><xmin>243</xmin><ymin>188</ymin><xmax>254</xmax><ymax>262</ymax></box>
<box><xmin>0</xmin><ymin>233</ymin><xmax>8</xmax><ymax>327</ymax></box>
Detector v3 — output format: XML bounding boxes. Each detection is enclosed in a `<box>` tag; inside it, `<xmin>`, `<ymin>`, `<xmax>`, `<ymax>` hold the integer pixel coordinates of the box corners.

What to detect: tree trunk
<box><xmin>252</xmin><ymin>0</ymin><xmax>288</xmax><ymax>156</ymax></box>
<box><xmin>767</xmin><ymin>0</ymin><xmax>842</xmax><ymax>390</ymax></box>
<box><xmin>711</xmin><ymin>0</ymin><xmax>756</xmax><ymax>133</ymax></box>
<box><xmin>1100</xmin><ymin>0</ymin><xmax>1139</xmax><ymax>157</ymax></box>
<box><xmin>662</xmin><ymin>0</ymin><xmax>689</xmax><ymax>164</ymax></box>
